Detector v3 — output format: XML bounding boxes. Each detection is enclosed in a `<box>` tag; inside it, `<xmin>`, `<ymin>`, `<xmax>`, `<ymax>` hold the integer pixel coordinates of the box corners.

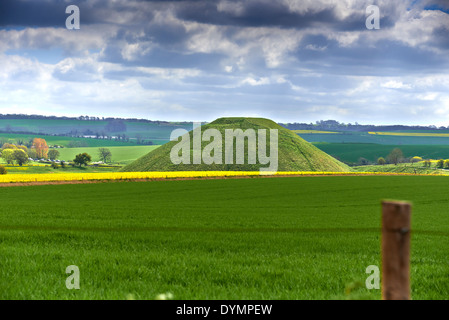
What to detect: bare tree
<box><xmin>98</xmin><ymin>148</ymin><xmax>112</xmax><ymax>163</ymax></box>
<box><xmin>387</xmin><ymin>148</ymin><xmax>404</xmax><ymax>165</ymax></box>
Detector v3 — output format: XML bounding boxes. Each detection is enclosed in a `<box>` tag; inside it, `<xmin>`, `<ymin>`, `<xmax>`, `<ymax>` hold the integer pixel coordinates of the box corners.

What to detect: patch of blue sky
<box><xmin>424</xmin><ymin>4</ymin><xmax>449</xmax><ymax>14</ymax></box>
<box><xmin>0</xmin><ymin>26</ymin><xmax>27</xmax><ymax>31</ymax></box>
<box><xmin>5</xmin><ymin>48</ymin><xmax>64</xmax><ymax>64</ymax></box>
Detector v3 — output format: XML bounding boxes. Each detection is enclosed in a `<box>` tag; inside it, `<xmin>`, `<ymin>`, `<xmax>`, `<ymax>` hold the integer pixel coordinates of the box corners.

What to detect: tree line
<box><xmin>0</xmin><ymin>138</ymin><xmax>114</xmax><ymax>168</ymax></box>
<box><xmin>282</xmin><ymin>120</ymin><xmax>449</xmax><ymax>132</ymax></box>
<box><xmin>0</xmin><ymin>113</ymin><xmax>190</xmax><ymax>125</ymax></box>
<box><xmin>0</xmin><ymin>138</ymin><xmax>53</xmax><ymax>166</ymax></box>
<box><xmin>366</xmin><ymin>148</ymin><xmax>449</xmax><ymax>169</ymax></box>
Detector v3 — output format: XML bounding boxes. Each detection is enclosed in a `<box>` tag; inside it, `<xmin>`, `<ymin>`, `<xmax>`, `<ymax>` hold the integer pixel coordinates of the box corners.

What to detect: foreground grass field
<box><xmin>0</xmin><ymin>176</ymin><xmax>448</xmax><ymax>299</ymax></box>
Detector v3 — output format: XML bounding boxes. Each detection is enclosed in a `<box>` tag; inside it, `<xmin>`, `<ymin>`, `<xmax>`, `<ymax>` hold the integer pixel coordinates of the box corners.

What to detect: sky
<box><xmin>0</xmin><ymin>0</ymin><xmax>449</xmax><ymax>125</ymax></box>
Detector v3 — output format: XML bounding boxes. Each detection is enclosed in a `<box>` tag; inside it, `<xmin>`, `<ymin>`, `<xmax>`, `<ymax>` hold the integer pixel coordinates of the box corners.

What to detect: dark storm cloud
<box><xmin>0</xmin><ymin>0</ymin><xmax>155</xmax><ymax>28</ymax></box>
<box><xmin>175</xmin><ymin>1</ymin><xmax>340</xmax><ymax>29</ymax></box>
<box><xmin>143</xmin><ymin>20</ymin><xmax>187</xmax><ymax>47</ymax></box>
<box><xmin>0</xmin><ymin>0</ymin><xmax>93</xmax><ymax>28</ymax></box>
<box><xmin>430</xmin><ymin>26</ymin><xmax>449</xmax><ymax>49</ymax></box>
<box><xmin>424</xmin><ymin>0</ymin><xmax>449</xmax><ymax>13</ymax></box>
<box><xmin>173</xmin><ymin>0</ymin><xmax>400</xmax><ymax>31</ymax></box>
<box><xmin>296</xmin><ymin>37</ymin><xmax>449</xmax><ymax>77</ymax></box>
<box><xmin>333</xmin><ymin>11</ymin><xmax>397</xmax><ymax>31</ymax></box>
<box><xmin>0</xmin><ymin>0</ymin><xmax>65</xmax><ymax>28</ymax></box>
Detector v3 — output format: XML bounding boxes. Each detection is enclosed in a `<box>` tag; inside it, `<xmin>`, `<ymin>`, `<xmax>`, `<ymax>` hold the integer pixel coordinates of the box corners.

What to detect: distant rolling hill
<box><xmin>121</xmin><ymin>117</ymin><xmax>351</xmax><ymax>172</ymax></box>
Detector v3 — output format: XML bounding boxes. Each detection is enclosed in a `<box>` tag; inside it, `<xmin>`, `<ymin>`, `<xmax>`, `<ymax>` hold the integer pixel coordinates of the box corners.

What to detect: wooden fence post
<box><xmin>381</xmin><ymin>200</ymin><xmax>412</xmax><ymax>300</ymax></box>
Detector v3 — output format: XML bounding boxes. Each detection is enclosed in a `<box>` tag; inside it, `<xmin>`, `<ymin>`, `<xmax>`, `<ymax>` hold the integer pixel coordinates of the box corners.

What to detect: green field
<box><xmin>0</xmin><ymin>119</ymin><xmax>191</xmax><ymax>143</ymax></box>
<box><xmin>57</xmin><ymin>146</ymin><xmax>160</xmax><ymax>164</ymax></box>
<box><xmin>300</xmin><ymin>132</ymin><xmax>449</xmax><ymax>145</ymax></box>
<box><xmin>1</xmin><ymin>176</ymin><xmax>448</xmax><ymax>299</ymax></box>
<box><xmin>0</xmin><ymin>145</ymin><xmax>160</xmax><ymax>167</ymax></box>
<box><xmin>314</xmin><ymin>143</ymin><xmax>449</xmax><ymax>164</ymax></box>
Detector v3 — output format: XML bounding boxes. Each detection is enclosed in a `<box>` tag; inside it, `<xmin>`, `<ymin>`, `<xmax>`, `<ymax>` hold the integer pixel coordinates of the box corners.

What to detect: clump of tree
<box><xmin>0</xmin><ymin>165</ymin><xmax>7</xmax><ymax>175</ymax></box>
<box><xmin>12</xmin><ymin>149</ymin><xmax>29</xmax><ymax>166</ymax></box>
<box><xmin>0</xmin><ymin>143</ymin><xmax>29</xmax><ymax>166</ymax></box>
<box><xmin>1</xmin><ymin>143</ymin><xmax>28</xmax><ymax>153</ymax></box>
<box><xmin>98</xmin><ymin>148</ymin><xmax>112</xmax><ymax>163</ymax></box>
<box><xmin>33</xmin><ymin>138</ymin><xmax>49</xmax><ymax>159</ymax></box>
<box><xmin>386</xmin><ymin>148</ymin><xmax>404</xmax><ymax>165</ymax></box>
<box><xmin>1</xmin><ymin>143</ymin><xmax>17</xmax><ymax>150</ymax></box>
<box><xmin>27</xmin><ymin>149</ymin><xmax>38</xmax><ymax>159</ymax></box>
<box><xmin>358</xmin><ymin>157</ymin><xmax>370</xmax><ymax>165</ymax></box>
<box><xmin>1</xmin><ymin>149</ymin><xmax>15</xmax><ymax>164</ymax></box>
<box><xmin>436</xmin><ymin>159</ymin><xmax>444</xmax><ymax>168</ymax></box>
<box><xmin>423</xmin><ymin>160</ymin><xmax>432</xmax><ymax>167</ymax></box>
<box><xmin>445</xmin><ymin>160</ymin><xmax>449</xmax><ymax>169</ymax></box>
<box><xmin>48</xmin><ymin>149</ymin><xmax>60</xmax><ymax>160</ymax></box>
<box><xmin>377</xmin><ymin>157</ymin><xmax>386</xmax><ymax>165</ymax></box>
<box><xmin>73</xmin><ymin>153</ymin><xmax>91</xmax><ymax>167</ymax></box>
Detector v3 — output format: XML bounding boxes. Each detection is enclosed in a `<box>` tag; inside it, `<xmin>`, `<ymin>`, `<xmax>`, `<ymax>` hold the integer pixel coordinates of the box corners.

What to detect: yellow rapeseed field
<box><xmin>292</xmin><ymin>130</ymin><xmax>340</xmax><ymax>134</ymax></box>
<box><xmin>0</xmin><ymin>171</ymin><xmax>434</xmax><ymax>183</ymax></box>
<box><xmin>368</xmin><ymin>132</ymin><xmax>449</xmax><ymax>137</ymax></box>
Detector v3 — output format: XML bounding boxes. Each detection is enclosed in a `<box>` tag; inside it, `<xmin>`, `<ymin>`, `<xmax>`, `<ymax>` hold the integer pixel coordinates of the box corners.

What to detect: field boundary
<box><xmin>0</xmin><ymin>171</ymin><xmax>444</xmax><ymax>187</ymax></box>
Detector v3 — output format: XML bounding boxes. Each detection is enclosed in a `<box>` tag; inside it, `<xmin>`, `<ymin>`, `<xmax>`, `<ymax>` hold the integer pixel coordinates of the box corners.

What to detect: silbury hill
<box><xmin>121</xmin><ymin>117</ymin><xmax>351</xmax><ymax>172</ymax></box>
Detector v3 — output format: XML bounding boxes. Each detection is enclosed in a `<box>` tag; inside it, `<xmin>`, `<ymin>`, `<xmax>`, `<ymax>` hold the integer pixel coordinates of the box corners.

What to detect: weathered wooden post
<box><xmin>381</xmin><ymin>200</ymin><xmax>412</xmax><ymax>300</ymax></box>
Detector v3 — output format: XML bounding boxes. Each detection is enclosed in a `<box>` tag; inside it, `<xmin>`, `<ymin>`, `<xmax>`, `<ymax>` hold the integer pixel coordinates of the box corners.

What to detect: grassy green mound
<box><xmin>121</xmin><ymin>117</ymin><xmax>350</xmax><ymax>172</ymax></box>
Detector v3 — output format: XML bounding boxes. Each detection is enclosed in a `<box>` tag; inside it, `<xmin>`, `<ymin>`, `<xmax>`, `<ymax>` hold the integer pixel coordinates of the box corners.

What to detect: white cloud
<box><xmin>224</xmin><ymin>65</ymin><xmax>233</xmax><ymax>73</ymax></box>
<box><xmin>234</xmin><ymin>27</ymin><xmax>303</xmax><ymax>68</ymax></box>
<box><xmin>240</xmin><ymin>76</ymin><xmax>270</xmax><ymax>86</ymax></box>
<box><xmin>381</xmin><ymin>80</ymin><xmax>412</xmax><ymax>89</ymax></box>
<box><xmin>305</xmin><ymin>44</ymin><xmax>327</xmax><ymax>51</ymax></box>
<box><xmin>135</xmin><ymin>67</ymin><xmax>201</xmax><ymax>80</ymax></box>
<box><xmin>0</xmin><ymin>25</ymin><xmax>117</xmax><ymax>54</ymax></box>
<box><xmin>417</xmin><ymin>93</ymin><xmax>438</xmax><ymax>101</ymax></box>
<box><xmin>121</xmin><ymin>42</ymin><xmax>153</xmax><ymax>61</ymax></box>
